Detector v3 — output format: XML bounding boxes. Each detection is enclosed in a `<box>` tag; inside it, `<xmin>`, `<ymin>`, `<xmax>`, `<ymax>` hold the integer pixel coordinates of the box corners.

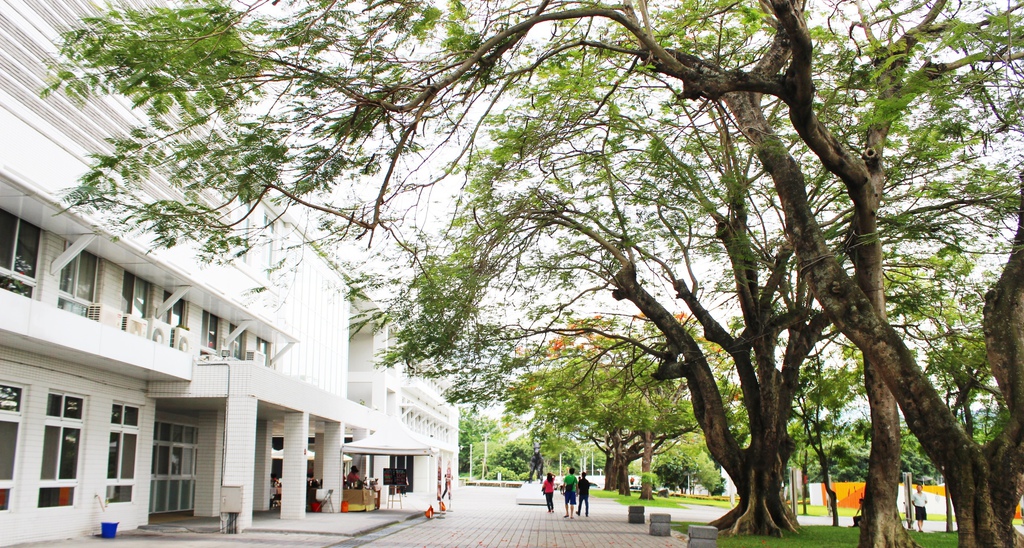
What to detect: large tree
<box><xmin>50</xmin><ymin>0</ymin><xmax>1024</xmax><ymax>545</ymax></box>
<box><xmin>504</xmin><ymin>317</ymin><xmax>697</xmax><ymax>497</ymax></box>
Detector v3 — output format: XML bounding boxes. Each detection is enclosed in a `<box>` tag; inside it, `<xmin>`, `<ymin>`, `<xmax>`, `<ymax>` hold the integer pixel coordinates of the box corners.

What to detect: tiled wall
<box><xmin>0</xmin><ymin>345</ymin><xmax>153</xmax><ymax>545</ymax></box>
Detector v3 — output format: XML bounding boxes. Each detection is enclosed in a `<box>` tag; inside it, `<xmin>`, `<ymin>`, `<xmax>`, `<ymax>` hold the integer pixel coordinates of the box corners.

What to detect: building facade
<box><xmin>0</xmin><ymin>1</ymin><xmax>458</xmax><ymax>544</ymax></box>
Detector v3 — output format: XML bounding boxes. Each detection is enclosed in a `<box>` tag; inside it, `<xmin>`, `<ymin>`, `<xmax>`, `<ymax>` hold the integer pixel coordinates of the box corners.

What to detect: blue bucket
<box><xmin>100</xmin><ymin>522</ymin><xmax>119</xmax><ymax>539</ymax></box>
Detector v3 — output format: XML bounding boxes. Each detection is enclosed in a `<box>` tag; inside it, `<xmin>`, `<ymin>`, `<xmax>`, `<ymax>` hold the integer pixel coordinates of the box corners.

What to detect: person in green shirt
<box><xmin>562</xmin><ymin>467</ymin><xmax>578</xmax><ymax>518</ymax></box>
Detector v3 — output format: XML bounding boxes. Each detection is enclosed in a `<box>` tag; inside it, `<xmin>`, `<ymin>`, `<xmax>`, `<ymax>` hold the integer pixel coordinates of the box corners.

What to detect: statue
<box><xmin>527</xmin><ymin>441</ymin><xmax>544</xmax><ymax>483</ymax></box>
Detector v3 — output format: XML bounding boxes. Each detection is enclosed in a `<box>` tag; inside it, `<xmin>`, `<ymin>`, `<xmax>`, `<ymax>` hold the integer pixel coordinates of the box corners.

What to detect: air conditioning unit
<box><xmin>245</xmin><ymin>350</ymin><xmax>267</xmax><ymax>367</ymax></box>
<box><xmin>86</xmin><ymin>304</ymin><xmax>121</xmax><ymax>328</ymax></box>
<box><xmin>147</xmin><ymin>318</ymin><xmax>173</xmax><ymax>345</ymax></box>
<box><xmin>171</xmin><ymin>326</ymin><xmax>198</xmax><ymax>355</ymax></box>
<box><xmin>121</xmin><ymin>315</ymin><xmax>147</xmax><ymax>337</ymax></box>
<box><xmin>219</xmin><ymin>349</ymin><xmax>232</xmax><ymax>358</ymax></box>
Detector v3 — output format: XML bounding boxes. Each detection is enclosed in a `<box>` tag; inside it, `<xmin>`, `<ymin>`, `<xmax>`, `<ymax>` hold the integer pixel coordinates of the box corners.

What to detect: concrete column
<box><xmin>281</xmin><ymin>412</ymin><xmax>309</xmax><ymax>520</ymax></box>
<box><xmin>313</xmin><ymin>428</ymin><xmax>324</xmax><ymax>480</ymax></box>
<box><xmin>194</xmin><ymin>410</ymin><xmax>224</xmax><ymax>517</ymax></box>
<box><xmin>253</xmin><ymin>420</ymin><xmax>272</xmax><ymax>511</ymax></box>
<box><xmin>322</xmin><ymin>421</ymin><xmax>342</xmax><ymax>510</ymax></box>
<box><xmin>222</xmin><ymin>394</ymin><xmax>258</xmax><ymax>530</ymax></box>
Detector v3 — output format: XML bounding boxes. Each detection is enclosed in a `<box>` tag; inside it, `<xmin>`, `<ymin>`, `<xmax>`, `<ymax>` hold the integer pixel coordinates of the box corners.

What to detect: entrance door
<box><xmin>149</xmin><ymin>421</ymin><xmax>197</xmax><ymax>512</ymax></box>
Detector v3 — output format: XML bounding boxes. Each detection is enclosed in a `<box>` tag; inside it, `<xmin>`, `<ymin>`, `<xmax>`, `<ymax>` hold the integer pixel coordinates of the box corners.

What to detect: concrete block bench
<box><xmin>687</xmin><ymin>524</ymin><xmax>719</xmax><ymax>547</ymax></box>
<box><xmin>628</xmin><ymin>505</ymin><xmax>645</xmax><ymax>524</ymax></box>
<box><xmin>649</xmin><ymin>513</ymin><xmax>672</xmax><ymax>536</ymax></box>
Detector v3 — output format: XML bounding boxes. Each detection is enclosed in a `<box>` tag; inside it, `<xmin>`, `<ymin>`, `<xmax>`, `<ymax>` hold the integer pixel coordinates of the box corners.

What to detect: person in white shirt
<box><xmin>910</xmin><ymin>484</ymin><xmax>928</xmax><ymax>532</ymax></box>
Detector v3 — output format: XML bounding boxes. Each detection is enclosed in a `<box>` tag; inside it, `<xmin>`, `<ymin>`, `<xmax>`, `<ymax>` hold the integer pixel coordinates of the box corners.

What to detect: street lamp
<box><xmin>483</xmin><ymin>433</ymin><xmax>490</xmax><ymax>480</ymax></box>
<box><xmin>469</xmin><ymin>444</ymin><xmax>473</xmax><ymax>481</ymax></box>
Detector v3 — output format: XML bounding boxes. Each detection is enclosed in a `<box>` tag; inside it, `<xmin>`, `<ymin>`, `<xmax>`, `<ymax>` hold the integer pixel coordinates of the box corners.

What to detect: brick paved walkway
<box><xmin>358</xmin><ymin>486</ymin><xmax>687</xmax><ymax>548</ymax></box>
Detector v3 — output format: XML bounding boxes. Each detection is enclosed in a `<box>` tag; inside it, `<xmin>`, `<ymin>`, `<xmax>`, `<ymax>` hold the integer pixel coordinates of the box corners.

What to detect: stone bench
<box><xmin>628</xmin><ymin>505</ymin><xmax>645</xmax><ymax>524</ymax></box>
<box><xmin>687</xmin><ymin>524</ymin><xmax>719</xmax><ymax>547</ymax></box>
<box><xmin>649</xmin><ymin>513</ymin><xmax>672</xmax><ymax>536</ymax></box>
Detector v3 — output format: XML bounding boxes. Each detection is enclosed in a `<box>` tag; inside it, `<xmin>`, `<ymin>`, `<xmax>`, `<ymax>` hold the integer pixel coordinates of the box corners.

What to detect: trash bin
<box><xmin>100</xmin><ymin>522</ymin><xmax>119</xmax><ymax>539</ymax></box>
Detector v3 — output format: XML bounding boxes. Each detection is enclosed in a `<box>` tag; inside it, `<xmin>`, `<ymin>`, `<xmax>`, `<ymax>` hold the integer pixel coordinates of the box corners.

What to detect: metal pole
<box><xmin>469</xmin><ymin>444</ymin><xmax>473</xmax><ymax>481</ymax></box>
<box><xmin>903</xmin><ymin>472</ymin><xmax>914</xmax><ymax>530</ymax></box>
<box><xmin>483</xmin><ymin>433</ymin><xmax>489</xmax><ymax>480</ymax></box>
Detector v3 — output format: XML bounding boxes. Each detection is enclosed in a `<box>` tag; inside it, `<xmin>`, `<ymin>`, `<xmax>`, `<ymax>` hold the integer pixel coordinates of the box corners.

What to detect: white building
<box><xmin>0</xmin><ymin>1</ymin><xmax>458</xmax><ymax>545</ymax></box>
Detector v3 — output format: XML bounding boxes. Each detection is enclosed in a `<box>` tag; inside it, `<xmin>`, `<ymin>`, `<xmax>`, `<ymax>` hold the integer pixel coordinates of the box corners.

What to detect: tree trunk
<box><xmin>640</xmin><ymin>431</ymin><xmax>654</xmax><ymax>500</ymax></box>
<box><xmin>731</xmin><ymin>89</ymin><xmax>1024</xmax><ymax>546</ymax></box>
<box><xmin>710</xmin><ymin>461</ymin><xmax>797</xmax><ymax>536</ymax></box>
<box><xmin>858</xmin><ymin>358</ymin><xmax>915</xmax><ymax>547</ymax></box>
<box><xmin>820</xmin><ymin>466</ymin><xmax>838</xmax><ymax>527</ymax></box>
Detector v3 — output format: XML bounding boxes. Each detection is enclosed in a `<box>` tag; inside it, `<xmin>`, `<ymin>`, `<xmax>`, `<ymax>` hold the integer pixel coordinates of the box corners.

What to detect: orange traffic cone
<box><xmin>425</xmin><ymin>505</ymin><xmax>434</xmax><ymax>518</ymax></box>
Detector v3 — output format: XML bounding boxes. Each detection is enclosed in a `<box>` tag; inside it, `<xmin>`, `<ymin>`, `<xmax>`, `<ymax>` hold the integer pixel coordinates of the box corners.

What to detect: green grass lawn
<box><xmin>595</xmin><ymin>491</ymin><xmax>963</xmax><ymax>547</ymax></box>
<box><xmin>590</xmin><ymin>489</ymin><xmax>687</xmax><ymax>509</ymax></box>
<box><xmin>677</xmin><ymin>523</ymin><xmax>959</xmax><ymax>548</ymax></box>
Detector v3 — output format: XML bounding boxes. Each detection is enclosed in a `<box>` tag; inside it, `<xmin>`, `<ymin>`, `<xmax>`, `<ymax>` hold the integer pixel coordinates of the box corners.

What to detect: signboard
<box><xmin>383</xmin><ymin>468</ymin><xmax>408</xmax><ymax>486</ymax></box>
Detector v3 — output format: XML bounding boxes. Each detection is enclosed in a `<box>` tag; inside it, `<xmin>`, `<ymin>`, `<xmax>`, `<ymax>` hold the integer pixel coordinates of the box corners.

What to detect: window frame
<box><xmin>58</xmin><ymin>248</ymin><xmax>98</xmax><ymax>317</ymax></box>
<box><xmin>201</xmin><ymin>311</ymin><xmax>220</xmax><ymax>353</ymax></box>
<box><xmin>38</xmin><ymin>392</ymin><xmax>84</xmax><ymax>508</ymax></box>
<box><xmin>121</xmin><ymin>272</ymin><xmax>151</xmax><ymax>318</ymax></box>
<box><xmin>0</xmin><ymin>210</ymin><xmax>41</xmax><ymax>298</ymax></box>
<box><xmin>106</xmin><ymin>403</ymin><xmax>139</xmax><ymax>504</ymax></box>
<box><xmin>0</xmin><ymin>383</ymin><xmax>23</xmax><ymax>512</ymax></box>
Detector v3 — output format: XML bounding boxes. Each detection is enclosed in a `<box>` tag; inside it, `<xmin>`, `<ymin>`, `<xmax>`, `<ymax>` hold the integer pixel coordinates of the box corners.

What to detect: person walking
<box><xmin>562</xmin><ymin>467</ymin><xmax>578</xmax><ymax>519</ymax></box>
<box><xmin>542</xmin><ymin>472</ymin><xmax>556</xmax><ymax>513</ymax></box>
<box><xmin>911</xmin><ymin>484</ymin><xmax>927</xmax><ymax>532</ymax></box>
<box><xmin>576</xmin><ymin>471</ymin><xmax>591</xmax><ymax>516</ymax></box>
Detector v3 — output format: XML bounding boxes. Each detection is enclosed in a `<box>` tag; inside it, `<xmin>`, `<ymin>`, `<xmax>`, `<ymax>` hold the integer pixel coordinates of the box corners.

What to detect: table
<box><xmin>342</xmin><ymin>489</ymin><xmax>377</xmax><ymax>511</ymax></box>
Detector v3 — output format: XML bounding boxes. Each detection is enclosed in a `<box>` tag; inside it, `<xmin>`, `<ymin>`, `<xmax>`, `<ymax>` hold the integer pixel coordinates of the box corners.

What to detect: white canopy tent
<box><xmin>343</xmin><ymin>416</ymin><xmax>439</xmax><ymax>456</ymax></box>
<box><xmin>344</xmin><ymin>416</ymin><xmax>442</xmax><ymax>503</ymax></box>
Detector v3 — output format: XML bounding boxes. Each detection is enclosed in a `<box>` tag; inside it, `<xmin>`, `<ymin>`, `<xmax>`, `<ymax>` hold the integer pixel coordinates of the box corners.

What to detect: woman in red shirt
<box><xmin>541</xmin><ymin>472</ymin><xmax>556</xmax><ymax>513</ymax></box>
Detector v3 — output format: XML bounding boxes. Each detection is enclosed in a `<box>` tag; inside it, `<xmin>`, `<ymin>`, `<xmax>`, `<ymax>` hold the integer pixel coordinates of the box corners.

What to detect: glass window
<box><xmin>121</xmin><ymin>272</ymin><xmax>151</xmax><ymax>317</ymax></box>
<box><xmin>58</xmin><ymin>249</ymin><xmax>98</xmax><ymax>317</ymax></box>
<box><xmin>0</xmin><ymin>385</ymin><xmax>21</xmax><ymax>413</ymax></box>
<box><xmin>63</xmin><ymin>397</ymin><xmax>83</xmax><ymax>420</ymax></box>
<box><xmin>0</xmin><ymin>422</ymin><xmax>17</xmax><ymax>481</ymax></box>
<box><xmin>229</xmin><ymin>324</ymin><xmax>245</xmax><ymax>359</ymax></box>
<box><xmin>124</xmin><ymin>406</ymin><xmax>138</xmax><ymax>427</ymax></box>
<box><xmin>106</xmin><ymin>485</ymin><xmax>132</xmax><ymax>504</ymax></box>
<box><xmin>59</xmin><ymin>250</ymin><xmax>97</xmax><ymax>301</ymax></box>
<box><xmin>108</xmin><ymin>404</ymin><xmax>138</xmax><ymax>503</ymax></box>
<box><xmin>0</xmin><ymin>384</ymin><xmax>21</xmax><ymax>511</ymax></box>
<box><xmin>163</xmin><ymin>291</ymin><xmax>186</xmax><ymax>327</ymax></box>
<box><xmin>0</xmin><ymin>210</ymin><xmax>40</xmax><ymax>298</ymax></box>
<box><xmin>46</xmin><ymin>394</ymin><xmax>62</xmax><ymax>417</ymax></box>
<box><xmin>38</xmin><ymin>487</ymin><xmax>74</xmax><ymax>508</ymax></box>
<box><xmin>39</xmin><ymin>393</ymin><xmax>83</xmax><ymax>507</ymax></box>
<box><xmin>40</xmin><ymin>425</ymin><xmax>79</xmax><ymax>481</ymax></box>
<box><xmin>201</xmin><ymin>311</ymin><xmax>220</xmax><ymax>350</ymax></box>
<box><xmin>263</xmin><ymin>214</ymin><xmax>275</xmax><ymax>270</ymax></box>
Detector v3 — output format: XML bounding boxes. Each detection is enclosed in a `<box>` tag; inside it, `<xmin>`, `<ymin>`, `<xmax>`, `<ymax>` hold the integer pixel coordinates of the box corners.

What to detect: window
<box><xmin>0</xmin><ymin>384</ymin><xmax>22</xmax><ymax>511</ymax></box>
<box><xmin>58</xmin><ymin>249</ymin><xmax>98</xmax><ymax>317</ymax></box>
<box><xmin>255</xmin><ymin>337</ymin><xmax>271</xmax><ymax>364</ymax></box>
<box><xmin>229</xmin><ymin>324</ymin><xmax>245</xmax><ymax>359</ymax></box>
<box><xmin>121</xmin><ymin>272</ymin><xmax>151</xmax><ymax>318</ymax></box>
<box><xmin>263</xmin><ymin>214</ymin><xmax>276</xmax><ymax>271</ymax></box>
<box><xmin>0</xmin><ymin>209</ymin><xmax>40</xmax><ymax>298</ymax></box>
<box><xmin>107</xmin><ymin>404</ymin><xmax>139</xmax><ymax>503</ymax></box>
<box><xmin>39</xmin><ymin>393</ymin><xmax>83</xmax><ymax>508</ymax></box>
<box><xmin>201</xmin><ymin>311</ymin><xmax>220</xmax><ymax>351</ymax></box>
<box><xmin>163</xmin><ymin>291</ymin><xmax>186</xmax><ymax>327</ymax></box>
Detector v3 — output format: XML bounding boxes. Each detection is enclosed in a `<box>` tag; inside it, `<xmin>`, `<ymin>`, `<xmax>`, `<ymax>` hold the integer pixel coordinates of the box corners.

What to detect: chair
<box><xmin>320</xmin><ymin>489</ymin><xmax>335</xmax><ymax>513</ymax></box>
